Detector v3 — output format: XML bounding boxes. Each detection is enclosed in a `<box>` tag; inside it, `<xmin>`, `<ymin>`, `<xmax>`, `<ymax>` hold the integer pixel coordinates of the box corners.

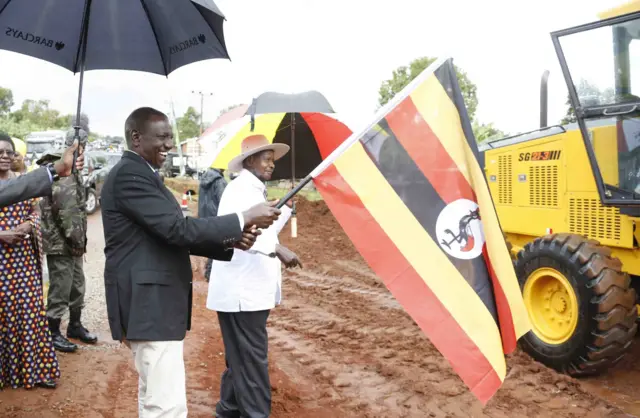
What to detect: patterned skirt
<box><xmin>0</xmin><ymin>201</ymin><xmax>60</xmax><ymax>389</ymax></box>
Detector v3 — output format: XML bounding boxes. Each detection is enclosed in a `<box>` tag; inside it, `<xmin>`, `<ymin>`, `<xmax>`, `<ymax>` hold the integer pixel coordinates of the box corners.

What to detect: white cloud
<box><xmin>0</xmin><ymin>0</ymin><xmax>631</xmax><ymax>137</ymax></box>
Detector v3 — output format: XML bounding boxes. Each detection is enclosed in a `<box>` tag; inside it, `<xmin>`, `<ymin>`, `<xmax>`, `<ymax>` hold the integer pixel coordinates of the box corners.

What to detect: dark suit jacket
<box><xmin>0</xmin><ymin>167</ymin><xmax>51</xmax><ymax>207</ymax></box>
<box><xmin>101</xmin><ymin>152</ymin><xmax>242</xmax><ymax>342</ymax></box>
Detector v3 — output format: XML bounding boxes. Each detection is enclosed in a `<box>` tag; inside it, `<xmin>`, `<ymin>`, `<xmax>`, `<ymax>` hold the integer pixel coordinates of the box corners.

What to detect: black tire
<box><xmin>503</xmin><ymin>232</ymin><xmax>515</xmax><ymax>267</ymax></box>
<box><xmin>85</xmin><ymin>188</ymin><xmax>98</xmax><ymax>215</ymax></box>
<box><xmin>516</xmin><ymin>233</ymin><xmax>637</xmax><ymax>376</ymax></box>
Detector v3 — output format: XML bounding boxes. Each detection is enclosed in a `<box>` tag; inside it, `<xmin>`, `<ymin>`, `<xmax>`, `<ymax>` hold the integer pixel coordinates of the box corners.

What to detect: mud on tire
<box><xmin>516</xmin><ymin>233</ymin><xmax>637</xmax><ymax>376</ymax></box>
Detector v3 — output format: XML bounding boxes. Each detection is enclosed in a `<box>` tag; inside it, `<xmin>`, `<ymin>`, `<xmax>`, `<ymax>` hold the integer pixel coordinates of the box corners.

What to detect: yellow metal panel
<box><xmin>566</xmin><ymin>191</ymin><xmax>631</xmax><ymax>248</ymax></box>
<box><xmin>598</xmin><ymin>0</ymin><xmax>640</xmax><ymax>20</ymax></box>
<box><xmin>563</xmin><ymin>130</ymin><xmax>599</xmax><ymax>192</ymax></box>
<box><xmin>591</xmin><ymin>125</ymin><xmax>619</xmax><ymax>186</ymax></box>
<box><xmin>497</xmin><ymin>205</ymin><xmax>566</xmax><ymax>238</ymax></box>
<box><xmin>485</xmin><ymin>126</ymin><xmax>635</xmax><ymax>253</ymax></box>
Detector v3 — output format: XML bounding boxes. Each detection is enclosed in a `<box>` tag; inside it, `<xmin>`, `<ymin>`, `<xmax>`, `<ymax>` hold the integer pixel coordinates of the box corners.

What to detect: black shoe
<box><xmin>48</xmin><ymin>317</ymin><xmax>78</xmax><ymax>353</ymax></box>
<box><xmin>67</xmin><ymin>309</ymin><xmax>98</xmax><ymax>344</ymax></box>
<box><xmin>36</xmin><ymin>380</ymin><xmax>56</xmax><ymax>389</ymax></box>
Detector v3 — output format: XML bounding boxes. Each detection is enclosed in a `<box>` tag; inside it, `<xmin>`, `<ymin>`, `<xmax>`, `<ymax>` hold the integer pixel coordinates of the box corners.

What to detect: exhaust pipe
<box><xmin>540</xmin><ymin>70</ymin><xmax>550</xmax><ymax>128</ymax></box>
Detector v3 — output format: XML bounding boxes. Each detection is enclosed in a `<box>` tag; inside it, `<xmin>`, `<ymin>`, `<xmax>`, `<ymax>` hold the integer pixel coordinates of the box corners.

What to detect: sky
<box><xmin>0</xmin><ymin>0</ymin><xmax>632</xmax><ymax>137</ymax></box>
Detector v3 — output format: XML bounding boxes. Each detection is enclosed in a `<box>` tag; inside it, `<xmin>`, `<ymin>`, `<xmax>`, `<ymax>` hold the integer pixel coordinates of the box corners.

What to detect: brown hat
<box><xmin>227</xmin><ymin>134</ymin><xmax>289</xmax><ymax>172</ymax></box>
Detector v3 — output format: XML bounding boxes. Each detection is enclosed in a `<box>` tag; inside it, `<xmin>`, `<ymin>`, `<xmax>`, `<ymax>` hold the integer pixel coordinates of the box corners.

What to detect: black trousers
<box><xmin>216</xmin><ymin>310</ymin><xmax>271</xmax><ymax>418</ymax></box>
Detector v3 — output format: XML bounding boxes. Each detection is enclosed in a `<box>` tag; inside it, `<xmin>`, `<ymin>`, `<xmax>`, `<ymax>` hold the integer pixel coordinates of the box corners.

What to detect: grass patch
<box><xmin>163</xmin><ymin>177</ymin><xmax>324</xmax><ymax>203</ymax></box>
<box><xmin>267</xmin><ymin>187</ymin><xmax>323</xmax><ymax>201</ymax></box>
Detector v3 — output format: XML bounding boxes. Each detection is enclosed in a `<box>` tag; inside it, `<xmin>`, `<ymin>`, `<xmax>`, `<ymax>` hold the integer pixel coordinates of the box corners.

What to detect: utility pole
<box><xmin>168</xmin><ymin>98</ymin><xmax>186</xmax><ymax>177</ymax></box>
<box><xmin>191</xmin><ymin>90</ymin><xmax>213</xmax><ymax>135</ymax></box>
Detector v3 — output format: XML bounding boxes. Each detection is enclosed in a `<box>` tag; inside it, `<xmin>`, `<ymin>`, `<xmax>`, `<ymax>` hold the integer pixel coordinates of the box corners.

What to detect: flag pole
<box><xmin>275</xmin><ymin>175</ymin><xmax>312</xmax><ymax>209</ymax></box>
<box><xmin>275</xmin><ymin>55</ymin><xmax>450</xmax><ymax>209</ymax></box>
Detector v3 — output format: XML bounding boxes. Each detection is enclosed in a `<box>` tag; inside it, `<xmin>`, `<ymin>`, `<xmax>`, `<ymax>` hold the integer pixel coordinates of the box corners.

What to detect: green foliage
<box><xmin>378</xmin><ymin>57</ymin><xmax>509</xmax><ymax>143</ymax></box>
<box><xmin>473</xmin><ymin>120</ymin><xmax>508</xmax><ymax>143</ymax></box>
<box><xmin>561</xmin><ymin>79</ymin><xmax>614</xmax><ymax>125</ymax></box>
<box><xmin>10</xmin><ymin>99</ymin><xmax>66</xmax><ymax>129</ymax></box>
<box><xmin>0</xmin><ymin>117</ymin><xmax>38</xmax><ymax>138</ymax></box>
<box><xmin>0</xmin><ymin>86</ymin><xmax>91</xmax><ymax>139</ymax></box>
<box><xmin>378</xmin><ymin>56</ymin><xmax>478</xmax><ymax>121</ymax></box>
<box><xmin>176</xmin><ymin>106</ymin><xmax>201</xmax><ymax>139</ymax></box>
<box><xmin>0</xmin><ymin>87</ymin><xmax>14</xmax><ymax>116</ymax></box>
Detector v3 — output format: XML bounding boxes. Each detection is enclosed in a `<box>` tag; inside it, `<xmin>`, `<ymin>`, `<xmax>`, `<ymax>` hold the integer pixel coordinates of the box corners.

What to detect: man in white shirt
<box><xmin>207</xmin><ymin>134</ymin><xmax>302</xmax><ymax>418</ymax></box>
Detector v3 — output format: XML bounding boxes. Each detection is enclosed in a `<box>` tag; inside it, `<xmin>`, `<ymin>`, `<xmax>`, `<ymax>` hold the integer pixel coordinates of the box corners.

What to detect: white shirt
<box><xmin>206</xmin><ymin>169</ymin><xmax>292</xmax><ymax>312</ymax></box>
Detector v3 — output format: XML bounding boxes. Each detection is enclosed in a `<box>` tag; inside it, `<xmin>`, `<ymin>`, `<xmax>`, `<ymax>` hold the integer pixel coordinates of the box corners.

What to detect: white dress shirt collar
<box><xmin>125</xmin><ymin>149</ymin><xmax>157</xmax><ymax>173</ymax></box>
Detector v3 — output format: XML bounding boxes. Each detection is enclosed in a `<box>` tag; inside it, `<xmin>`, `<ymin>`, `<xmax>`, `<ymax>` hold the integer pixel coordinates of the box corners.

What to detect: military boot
<box><xmin>67</xmin><ymin>309</ymin><xmax>98</xmax><ymax>344</ymax></box>
<box><xmin>47</xmin><ymin>317</ymin><xmax>78</xmax><ymax>353</ymax></box>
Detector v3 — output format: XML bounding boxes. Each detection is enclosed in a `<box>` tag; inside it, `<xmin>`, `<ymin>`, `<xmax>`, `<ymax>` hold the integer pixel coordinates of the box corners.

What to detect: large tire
<box><xmin>516</xmin><ymin>233</ymin><xmax>637</xmax><ymax>376</ymax></box>
<box><xmin>503</xmin><ymin>232</ymin><xmax>515</xmax><ymax>266</ymax></box>
<box><xmin>85</xmin><ymin>188</ymin><xmax>98</xmax><ymax>215</ymax></box>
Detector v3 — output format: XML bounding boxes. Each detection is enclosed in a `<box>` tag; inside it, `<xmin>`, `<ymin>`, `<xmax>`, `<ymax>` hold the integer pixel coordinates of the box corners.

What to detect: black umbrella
<box><xmin>246</xmin><ymin>90</ymin><xmax>334</xmax><ymax>180</ymax></box>
<box><xmin>0</xmin><ymin>0</ymin><xmax>230</xmax><ymax>169</ymax></box>
<box><xmin>246</xmin><ymin>90</ymin><xmax>335</xmax><ymax>237</ymax></box>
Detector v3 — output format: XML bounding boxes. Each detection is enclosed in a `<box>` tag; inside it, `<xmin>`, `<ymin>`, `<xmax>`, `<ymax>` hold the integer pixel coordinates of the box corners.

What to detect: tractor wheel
<box><xmin>516</xmin><ymin>233</ymin><xmax>637</xmax><ymax>376</ymax></box>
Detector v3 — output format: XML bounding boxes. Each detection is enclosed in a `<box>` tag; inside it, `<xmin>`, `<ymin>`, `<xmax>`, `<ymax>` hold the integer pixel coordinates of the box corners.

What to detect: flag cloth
<box><xmin>304</xmin><ymin>57</ymin><xmax>531</xmax><ymax>405</ymax></box>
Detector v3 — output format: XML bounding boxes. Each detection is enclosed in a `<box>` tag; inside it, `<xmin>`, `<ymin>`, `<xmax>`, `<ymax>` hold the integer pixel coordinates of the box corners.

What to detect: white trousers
<box><xmin>130</xmin><ymin>340</ymin><xmax>187</xmax><ymax>418</ymax></box>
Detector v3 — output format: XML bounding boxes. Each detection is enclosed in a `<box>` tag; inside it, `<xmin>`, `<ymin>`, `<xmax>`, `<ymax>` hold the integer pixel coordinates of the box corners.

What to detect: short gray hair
<box><xmin>65</xmin><ymin>127</ymin><xmax>88</xmax><ymax>146</ymax></box>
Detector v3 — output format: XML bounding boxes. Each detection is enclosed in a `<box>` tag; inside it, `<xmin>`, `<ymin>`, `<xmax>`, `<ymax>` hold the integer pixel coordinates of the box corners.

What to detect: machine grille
<box><xmin>498</xmin><ymin>155</ymin><xmax>512</xmax><ymax>204</ymax></box>
<box><xmin>569</xmin><ymin>198</ymin><xmax>621</xmax><ymax>241</ymax></box>
<box><xmin>529</xmin><ymin>165</ymin><xmax>559</xmax><ymax>207</ymax></box>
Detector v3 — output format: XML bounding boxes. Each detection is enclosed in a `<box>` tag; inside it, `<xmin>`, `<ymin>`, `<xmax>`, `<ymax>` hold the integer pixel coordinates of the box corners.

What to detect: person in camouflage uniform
<box><xmin>198</xmin><ymin>167</ymin><xmax>228</xmax><ymax>282</ymax></box>
<box><xmin>38</xmin><ymin>129</ymin><xmax>97</xmax><ymax>353</ymax></box>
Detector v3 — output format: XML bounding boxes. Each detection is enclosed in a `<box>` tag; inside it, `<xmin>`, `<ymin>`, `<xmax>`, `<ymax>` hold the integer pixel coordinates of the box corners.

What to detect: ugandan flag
<box><xmin>305</xmin><ymin>57</ymin><xmax>531</xmax><ymax>404</ymax></box>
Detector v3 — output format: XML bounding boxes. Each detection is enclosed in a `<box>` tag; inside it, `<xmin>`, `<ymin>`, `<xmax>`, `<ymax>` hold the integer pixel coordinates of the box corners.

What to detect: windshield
<box><xmin>26</xmin><ymin>142</ymin><xmax>55</xmax><ymax>154</ymax></box>
<box><xmin>554</xmin><ymin>12</ymin><xmax>640</xmax><ymax>202</ymax></box>
<box><xmin>91</xmin><ymin>153</ymin><xmax>120</xmax><ymax>168</ymax></box>
<box><xmin>577</xmin><ymin>116</ymin><xmax>640</xmax><ymax>196</ymax></box>
<box><xmin>559</xmin><ymin>15</ymin><xmax>640</xmax><ymax>109</ymax></box>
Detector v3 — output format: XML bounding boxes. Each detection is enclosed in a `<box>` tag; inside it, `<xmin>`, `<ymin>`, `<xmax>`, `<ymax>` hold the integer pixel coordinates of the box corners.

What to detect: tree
<box><xmin>0</xmin><ymin>117</ymin><xmax>38</xmax><ymax>139</ymax></box>
<box><xmin>561</xmin><ymin>79</ymin><xmax>614</xmax><ymax>125</ymax></box>
<box><xmin>0</xmin><ymin>87</ymin><xmax>14</xmax><ymax>116</ymax></box>
<box><xmin>378</xmin><ymin>57</ymin><xmax>508</xmax><ymax>142</ymax></box>
<box><xmin>176</xmin><ymin>106</ymin><xmax>201</xmax><ymax>139</ymax></box>
<box><xmin>0</xmin><ymin>93</ymin><xmax>92</xmax><ymax>140</ymax></box>
<box><xmin>10</xmin><ymin>99</ymin><xmax>64</xmax><ymax>129</ymax></box>
<box><xmin>378</xmin><ymin>56</ymin><xmax>478</xmax><ymax>121</ymax></box>
<box><xmin>72</xmin><ymin>113</ymin><xmax>91</xmax><ymax>133</ymax></box>
<box><xmin>473</xmin><ymin>121</ymin><xmax>508</xmax><ymax>143</ymax></box>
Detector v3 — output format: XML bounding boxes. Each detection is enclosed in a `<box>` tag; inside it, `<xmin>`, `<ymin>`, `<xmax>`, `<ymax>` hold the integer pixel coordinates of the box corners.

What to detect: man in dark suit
<box><xmin>0</xmin><ymin>137</ymin><xmax>84</xmax><ymax>208</ymax></box>
<box><xmin>101</xmin><ymin>107</ymin><xmax>281</xmax><ymax>418</ymax></box>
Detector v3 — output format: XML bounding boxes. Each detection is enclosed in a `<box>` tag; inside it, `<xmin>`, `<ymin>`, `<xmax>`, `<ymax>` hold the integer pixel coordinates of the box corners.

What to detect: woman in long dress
<box><xmin>0</xmin><ymin>133</ymin><xmax>59</xmax><ymax>390</ymax></box>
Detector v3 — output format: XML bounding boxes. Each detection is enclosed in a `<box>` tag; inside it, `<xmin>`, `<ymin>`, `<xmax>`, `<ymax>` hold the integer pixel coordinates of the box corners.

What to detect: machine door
<box><xmin>552</xmin><ymin>11</ymin><xmax>640</xmax><ymax>205</ymax></box>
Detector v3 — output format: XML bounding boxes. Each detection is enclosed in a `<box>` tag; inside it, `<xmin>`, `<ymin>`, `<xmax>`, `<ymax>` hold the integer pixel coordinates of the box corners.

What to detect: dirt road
<box><xmin>0</xmin><ymin>198</ymin><xmax>638</xmax><ymax>417</ymax></box>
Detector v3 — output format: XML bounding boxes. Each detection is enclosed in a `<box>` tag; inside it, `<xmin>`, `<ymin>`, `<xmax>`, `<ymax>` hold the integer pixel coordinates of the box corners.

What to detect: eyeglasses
<box><xmin>0</xmin><ymin>150</ymin><xmax>15</xmax><ymax>158</ymax></box>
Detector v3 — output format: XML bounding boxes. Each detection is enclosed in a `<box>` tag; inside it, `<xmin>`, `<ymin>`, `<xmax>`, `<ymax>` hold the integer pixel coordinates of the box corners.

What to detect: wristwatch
<box><xmin>45</xmin><ymin>163</ymin><xmax>60</xmax><ymax>182</ymax></box>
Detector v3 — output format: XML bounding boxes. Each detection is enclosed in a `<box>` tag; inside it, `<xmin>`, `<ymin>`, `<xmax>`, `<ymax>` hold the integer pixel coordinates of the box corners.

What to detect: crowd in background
<box><xmin>0</xmin><ymin>130</ymin><xmax>95</xmax><ymax>391</ymax></box>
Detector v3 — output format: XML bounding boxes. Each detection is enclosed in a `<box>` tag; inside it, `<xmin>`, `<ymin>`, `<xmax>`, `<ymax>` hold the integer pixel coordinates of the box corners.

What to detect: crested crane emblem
<box><xmin>435</xmin><ymin>199</ymin><xmax>485</xmax><ymax>260</ymax></box>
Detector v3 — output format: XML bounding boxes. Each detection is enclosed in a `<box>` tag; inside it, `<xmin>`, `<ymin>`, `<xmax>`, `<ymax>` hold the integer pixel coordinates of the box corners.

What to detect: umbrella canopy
<box><xmin>0</xmin><ymin>0</ymin><xmax>229</xmax><ymax>76</ymax></box>
<box><xmin>0</xmin><ymin>0</ymin><xmax>229</xmax><ymax>171</ymax></box>
<box><xmin>210</xmin><ymin>112</ymin><xmax>352</xmax><ymax>180</ymax></box>
<box><xmin>246</xmin><ymin>91</ymin><xmax>334</xmax><ymax>116</ymax></box>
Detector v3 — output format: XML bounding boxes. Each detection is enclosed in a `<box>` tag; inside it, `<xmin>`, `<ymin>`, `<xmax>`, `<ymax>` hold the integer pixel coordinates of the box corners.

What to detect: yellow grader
<box><xmin>480</xmin><ymin>1</ymin><xmax>640</xmax><ymax>376</ymax></box>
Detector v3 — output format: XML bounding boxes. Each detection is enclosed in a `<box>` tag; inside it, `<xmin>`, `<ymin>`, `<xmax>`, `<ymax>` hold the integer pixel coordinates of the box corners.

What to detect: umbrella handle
<box><xmin>72</xmin><ymin>148</ymin><xmax>79</xmax><ymax>174</ymax></box>
<box><xmin>291</xmin><ymin>215</ymin><xmax>297</xmax><ymax>238</ymax></box>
